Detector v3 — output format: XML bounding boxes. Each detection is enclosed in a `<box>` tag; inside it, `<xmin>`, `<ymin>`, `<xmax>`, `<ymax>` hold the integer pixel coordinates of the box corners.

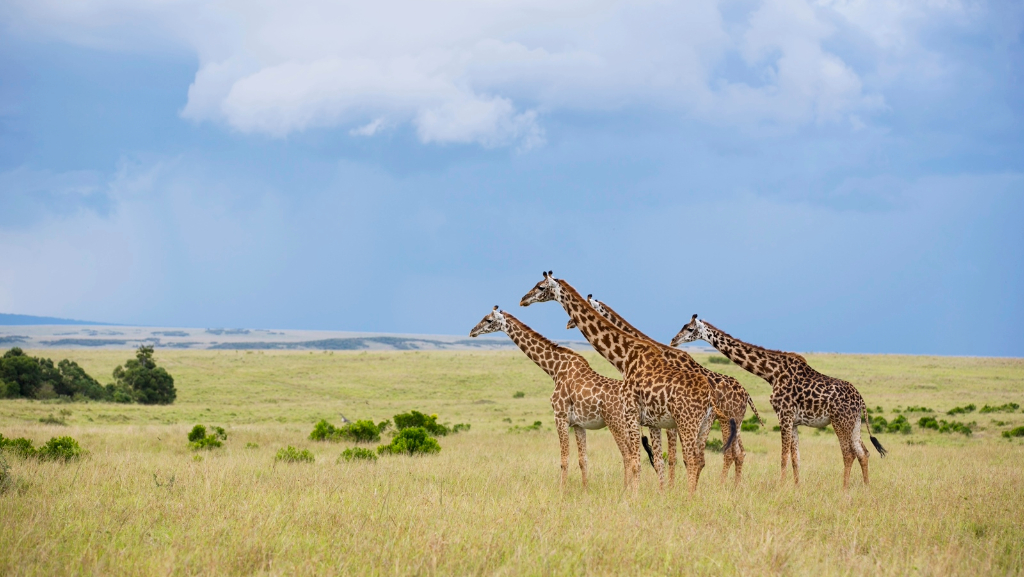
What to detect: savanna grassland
<box><xmin>2</xmin><ymin>349</ymin><xmax>1023</xmax><ymax>576</ymax></box>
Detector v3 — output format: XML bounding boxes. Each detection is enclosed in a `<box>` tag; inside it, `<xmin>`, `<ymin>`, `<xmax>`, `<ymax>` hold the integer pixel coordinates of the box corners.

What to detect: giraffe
<box><xmin>469</xmin><ymin>306</ymin><xmax>643</xmax><ymax>492</ymax></box>
<box><xmin>671</xmin><ymin>315</ymin><xmax>887</xmax><ymax>488</ymax></box>
<box><xmin>566</xmin><ymin>295</ymin><xmax>761</xmax><ymax>483</ymax></box>
<box><xmin>520</xmin><ymin>272</ymin><xmax>734</xmax><ymax>493</ymax></box>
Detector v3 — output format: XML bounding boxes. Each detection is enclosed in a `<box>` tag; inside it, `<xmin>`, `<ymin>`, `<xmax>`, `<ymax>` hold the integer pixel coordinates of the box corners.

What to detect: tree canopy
<box><xmin>112</xmin><ymin>345</ymin><xmax>176</xmax><ymax>405</ymax></box>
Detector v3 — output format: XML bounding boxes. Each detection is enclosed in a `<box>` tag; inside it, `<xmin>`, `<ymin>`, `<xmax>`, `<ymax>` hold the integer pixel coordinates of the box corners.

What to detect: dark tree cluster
<box><xmin>0</xmin><ymin>345</ymin><xmax>176</xmax><ymax>405</ymax></box>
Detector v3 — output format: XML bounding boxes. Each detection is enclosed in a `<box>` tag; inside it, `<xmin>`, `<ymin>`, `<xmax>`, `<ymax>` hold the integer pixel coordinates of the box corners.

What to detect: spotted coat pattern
<box><xmin>521</xmin><ymin>273</ymin><xmax>720</xmax><ymax>493</ymax></box>
<box><xmin>671</xmin><ymin>316</ymin><xmax>887</xmax><ymax>488</ymax></box>
<box><xmin>568</xmin><ymin>297</ymin><xmax>761</xmax><ymax>484</ymax></box>
<box><xmin>470</xmin><ymin>307</ymin><xmax>642</xmax><ymax>493</ymax></box>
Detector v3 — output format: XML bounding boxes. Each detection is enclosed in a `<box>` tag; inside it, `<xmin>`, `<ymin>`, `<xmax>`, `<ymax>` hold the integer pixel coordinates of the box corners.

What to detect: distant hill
<box><xmin>0</xmin><ymin>313</ymin><xmax>115</xmax><ymax>326</ymax></box>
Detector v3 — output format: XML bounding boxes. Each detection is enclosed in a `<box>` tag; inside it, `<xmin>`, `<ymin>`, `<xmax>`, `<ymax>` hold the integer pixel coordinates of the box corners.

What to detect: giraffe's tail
<box><xmin>722</xmin><ymin>418</ymin><xmax>737</xmax><ymax>453</ymax></box>
<box><xmin>641</xmin><ymin>436</ymin><xmax>655</xmax><ymax>468</ymax></box>
<box><xmin>746</xmin><ymin>395</ymin><xmax>765</xmax><ymax>426</ymax></box>
<box><xmin>863</xmin><ymin>406</ymin><xmax>887</xmax><ymax>458</ymax></box>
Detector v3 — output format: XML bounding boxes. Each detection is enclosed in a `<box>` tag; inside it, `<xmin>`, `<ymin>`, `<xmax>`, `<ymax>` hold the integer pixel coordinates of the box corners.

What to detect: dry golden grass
<box><xmin>2</xmin><ymin>349</ymin><xmax>1023</xmax><ymax>576</ymax></box>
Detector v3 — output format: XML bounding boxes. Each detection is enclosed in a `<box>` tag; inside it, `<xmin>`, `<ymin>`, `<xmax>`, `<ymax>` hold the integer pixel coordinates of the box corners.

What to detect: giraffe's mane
<box><xmin>502</xmin><ymin>311</ymin><xmax>585</xmax><ymax>361</ymax></box>
<box><xmin>702</xmin><ymin>320</ymin><xmax>807</xmax><ymax>364</ymax></box>
<box><xmin>593</xmin><ymin>299</ymin><xmax>652</xmax><ymax>341</ymax></box>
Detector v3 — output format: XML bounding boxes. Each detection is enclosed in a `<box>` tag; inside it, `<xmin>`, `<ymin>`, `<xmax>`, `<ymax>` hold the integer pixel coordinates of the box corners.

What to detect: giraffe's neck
<box><xmin>596</xmin><ymin>300</ymin><xmax>706</xmax><ymax>372</ymax></box>
<box><xmin>555</xmin><ymin>280</ymin><xmax>643</xmax><ymax>375</ymax></box>
<box><xmin>699</xmin><ymin>320</ymin><xmax>802</xmax><ymax>383</ymax></box>
<box><xmin>502</xmin><ymin>313</ymin><xmax>578</xmax><ymax>378</ymax></box>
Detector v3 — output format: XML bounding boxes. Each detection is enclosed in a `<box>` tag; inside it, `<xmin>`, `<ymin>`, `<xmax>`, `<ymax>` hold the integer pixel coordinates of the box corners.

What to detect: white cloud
<box><xmin>2</xmin><ymin>0</ymin><xmax>963</xmax><ymax>146</ymax></box>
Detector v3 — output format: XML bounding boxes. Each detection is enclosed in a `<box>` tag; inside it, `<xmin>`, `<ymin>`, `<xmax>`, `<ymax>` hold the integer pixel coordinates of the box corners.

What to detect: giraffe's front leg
<box><xmin>778</xmin><ymin>415</ymin><xmax>795</xmax><ymax>485</ymax></box>
<box><xmin>556</xmin><ymin>418</ymin><xmax>570</xmax><ymax>489</ymax></box>
<box><xmin>677</xmin><ymin>416</ymin><xmax>706</xmax><ymax>494</ymax></box>
<box><xmin>574</xmin><ymin>426</ymin><xmax>588</xmax><ymax>489</ymax></box>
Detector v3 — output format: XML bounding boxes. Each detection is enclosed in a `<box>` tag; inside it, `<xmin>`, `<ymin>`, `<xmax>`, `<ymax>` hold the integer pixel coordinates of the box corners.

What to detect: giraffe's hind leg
<box><xmin>556</xmin><ymin>418</ymin><xmax>570</xmax><ymax>489</ymax></box>
<box><xmin>719</xmin><ymin>418</ymin><xmax>734</xmax><ymax>483</ymax></box>
<box><xmin>732</xmin><ymin>435</ymin><xmax>746</xmax><ymax>484</ymax></box>
<box><xmin>574</xmin><ymin>426</ymin><xmax>588</xmax><ymax>489</ymax></box>
<box><xmin>835</xmin><ymin>415</ymin><xmax>861</xmax><ymax>489</ymax></box>
<box><xmin>666</xmin><ymin>427</ymin><xmax>678</xmax><ymax>489</ymax></box>
<box><xmin>647</xmin><ymin>427</ymin><xmax>665</xmax><ymax>490</ymax></box>
<box><xmin>858</xmin><ymin>440</ymin><xmax>870</xmax><ymax>485</ymax></box>
<box><xmin>791</xmin><ymin>425</ymin><xmax>801</xmax><ymax>486</ymax></box>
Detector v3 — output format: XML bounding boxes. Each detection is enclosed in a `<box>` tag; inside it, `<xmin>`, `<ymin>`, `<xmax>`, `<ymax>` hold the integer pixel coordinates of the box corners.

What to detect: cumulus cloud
<box><xmin>2</xmin><ymin>0</ymin><xmax>966</xmax><ymax>146</ymax></box>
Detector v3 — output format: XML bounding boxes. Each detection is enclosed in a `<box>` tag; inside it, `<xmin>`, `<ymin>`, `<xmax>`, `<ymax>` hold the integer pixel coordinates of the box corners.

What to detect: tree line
<box><xmin>0</xmin><ymin>345</ymin><xmax>176</xmax><ymax>404</ymax></box>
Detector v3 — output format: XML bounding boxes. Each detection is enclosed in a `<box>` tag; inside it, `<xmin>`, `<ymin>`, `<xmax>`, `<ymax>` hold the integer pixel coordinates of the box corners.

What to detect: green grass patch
<box><xmin>339</xmin><ymin>447</ymin><xmax>378</xmax><ymax>462</ymax></box>
<box><xmin>275</xmin><ymin>446</ymin><xmax>314</xmax><ymax>463</ymax></box>
<box><xmin>979</xmin><ymin>402</ymin><xmax>1019</xmax><ymax>414</ymax></box>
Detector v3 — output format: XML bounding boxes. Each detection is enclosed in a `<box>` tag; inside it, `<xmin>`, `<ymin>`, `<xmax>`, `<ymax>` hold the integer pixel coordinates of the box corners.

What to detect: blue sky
<box><xmin>0</xmin><ymin>0</ymin><xmax>1021</xmax><ymax>356</ymax></box>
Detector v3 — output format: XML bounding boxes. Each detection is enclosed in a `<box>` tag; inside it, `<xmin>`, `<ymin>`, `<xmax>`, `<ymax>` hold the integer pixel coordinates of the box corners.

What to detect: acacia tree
<box><xmin>112</xmin><ymin>346</ymin><xmax>176</xmax><ymax>405</ymax></box>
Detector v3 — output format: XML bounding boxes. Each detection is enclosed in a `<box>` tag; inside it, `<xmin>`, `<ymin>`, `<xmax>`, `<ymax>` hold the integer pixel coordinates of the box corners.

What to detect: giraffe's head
<box><xmin>469</xmin><ymin>306</ymin><xmax>509</xmax><ymax>337</ymax></box>
<box><xmin>565</xmin><ymin>294</ymin><xmax>600</xmax><ymax>329</ymax></box>
<box><xmin>670</xmin><ymin>314</ymin><xmax>708</xmax><ymax>347</ymax></box>
<box><xmin>519</xmin><ymin>271</ymin><xmax>561</xmax><ymax>307</ymax></box>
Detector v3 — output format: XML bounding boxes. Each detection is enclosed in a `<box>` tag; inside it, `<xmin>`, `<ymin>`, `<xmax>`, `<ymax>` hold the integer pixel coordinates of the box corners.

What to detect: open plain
<box><xmin>1</xmin><ymin>349</ymin><xmax>1023</xmax><ymax>576</ymax></box>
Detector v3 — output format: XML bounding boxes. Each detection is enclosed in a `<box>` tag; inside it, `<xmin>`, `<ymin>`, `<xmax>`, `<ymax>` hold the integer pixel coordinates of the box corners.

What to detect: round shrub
<box><xmin>377</xmin><ymin>427</ymin><xmax>441</xmax><ymax>456</ymax></box>
<box><xmin>37</xmin><ymin>436</ymin><xmax>82</xmax><ymax>462</ymax></box>
<box><xmin>187</xmin><ymin>425</ymin><xmax>207</xmax><ymax>443</ymax></box>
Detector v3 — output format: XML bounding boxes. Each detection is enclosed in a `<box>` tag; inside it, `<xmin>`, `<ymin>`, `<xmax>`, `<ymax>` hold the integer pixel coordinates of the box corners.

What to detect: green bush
<box><xmin>917</xmin><ymin>416</ymin><xmax>972</xmax><ymax>436</ymax></box>
<box><xmin>705</xmin><ymin>438</ymin><xmax>723</xmax><ymax>452</ymax></box>
<box><xmin>452</xmin><ymin>423</ymin><xmax>471</xmax><ymax>433</ymax></box>
<box><xmin>0</xmin><ymin>453</ymin><xmax>9</xmax><ymax>492</ymax></box>
<box><xmin>740</xmin><ymin>414</ymin><xmax>761</xmax><ymax>433</ymax></box>
<box><xmin>866</xmin><ymin>406</ymin><xmax>884</xmax><ymax>414</ymax></box>
<box><xmin>902</xmin><ymin>406</ymin><xmax>933</xmax><ymax>413</ymax></box>
<box><xmin>377</xmin><ymin>427</ymin><xmax>441</xmax><ymax>456</ymax></box>
<box><xmin>309</xmin><ymin>419</ymin><xmax>382</xmax><ymax>443</ymax></box>
<box><xmin>245</xmin><ymin>442</ymin><xmax>259</xmax><ymax>449</ymax></box>
<box><xmin>707</xmin><ymin>356</ymin><xmax>731</xmax><ymax>365</ymax></box>
<box><xmin>187</xmin><ymin>424</ymin><xmax>226</xmax><ymax>450</ymax></box>
<box><xmin>393</xmin><ymin>410</ymin><xmax>451</xmax><ymax>436</ymax></box>
<box><xmin>886</xmin><ymin>415</ymin><xmax>912</xmax><ymax>434</ymax></box>
<box><xmin>1001</xmin><ymin>427</ymin><xmax>1024</xmax><ymax>438</ymax></box>
<box><xmin>947</xmin><ymin>404</ymin><xmax>976</xmax><ymax>415</ymax></box>
<box><xmin>980</xmin><ymin>403</ymin><xmax>1019</xmax><ymax>414</ymax></box>
<box><xmin>37</xmin><ymin>436</ymin><xmax>82</xmax><ymax>462</ymax></box>
<box><xmin>870</xmin><ymin>415</ymin><xmax>889</xmax><ymax>434</ymax></box>
<box><xmin>275</xmin><ymin>446</ymin><xmax>314</xmax><ymax>463</ymax></box>
<box><xmin>512</xmin><ymin>391</ymin><xmax>525</xmax><ymax>398</ymax></box>
<box><xmin>188</xmin><ymin>424</ymin><xmax>207</xmax><ymax>442</ymax></box>
<box><xmin>0</xmin><ymin>435</ymin><xmax>36</xmax><ymax>459</ymax></box>
<box><xmin>340</xmin><ymin>447</ymin><xmax>378</xmax><ymax>462</ymax></box>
